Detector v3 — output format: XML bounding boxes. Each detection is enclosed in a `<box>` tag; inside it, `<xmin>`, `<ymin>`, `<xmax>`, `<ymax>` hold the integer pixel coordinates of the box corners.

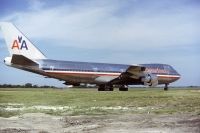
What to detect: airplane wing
<box><xmin>109</xmin><ymin>65</ymin><xmax>147</xmax><ymax>84</ymax></box>
<box><xmin>125</xmin><ymin>65</ymin><xmax>146</xmax><ymax>78</ymax></box>
<box><xmin>110</xmin><ymin>65</ymin><xmax>159</xmax><ymax>87</ymax></box>
<box><xmin>94</xmin><ymin>65</ymin><xmax>146</xmax><ymax>84</ymax></box>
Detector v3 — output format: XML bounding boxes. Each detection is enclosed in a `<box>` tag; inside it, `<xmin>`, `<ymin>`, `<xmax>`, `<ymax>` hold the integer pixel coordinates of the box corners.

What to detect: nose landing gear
<box><xmin>164</xmin><ymin>83</ymin><xmax>169</xmax><ymax>91</ymax></box>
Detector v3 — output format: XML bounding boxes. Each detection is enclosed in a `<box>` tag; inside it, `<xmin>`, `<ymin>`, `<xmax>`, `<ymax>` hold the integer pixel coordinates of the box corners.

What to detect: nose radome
<box><xmin>174</xmin><ymin>74</ymin><xmax>181</xmax><ymax>82</ymax></box>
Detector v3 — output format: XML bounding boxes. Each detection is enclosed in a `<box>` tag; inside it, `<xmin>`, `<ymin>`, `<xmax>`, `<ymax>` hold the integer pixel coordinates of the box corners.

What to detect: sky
<box><xmin>0</xmin><ymin>0</ymin><xmax>199</xmax><ymax>87</ymax></box>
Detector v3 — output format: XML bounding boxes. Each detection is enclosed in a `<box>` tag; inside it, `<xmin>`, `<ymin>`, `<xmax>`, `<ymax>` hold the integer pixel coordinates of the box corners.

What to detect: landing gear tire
<box><xmin>98</xmin><ymin>87</ymin><xmax>105</xmax><ymax>91</ymax></box>
<box><xmin>98</xmin><ymin>85</ymin><xmax>114</xmax><ymax>91</ymax></box>
<box><xmin>119</xmin><ymin>85</ymin><xmax>128</xmax><ymax>91</ymax></box>
<box><xmin>109</xmin><ymin>87</ymin><xmax>114</xmax><ymax>91</ymax></box>
<box><xmin>164</xmin><ymin>84</ymin><xmax>168</xmax><ymax>91</ymax></box>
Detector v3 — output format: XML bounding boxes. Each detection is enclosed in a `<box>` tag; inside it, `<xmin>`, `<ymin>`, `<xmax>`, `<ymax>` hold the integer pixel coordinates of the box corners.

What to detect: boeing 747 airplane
<box><xmin>0</xmin><ymin>22</ymin><xmax>180</xmax><ymax>91</ymax></box>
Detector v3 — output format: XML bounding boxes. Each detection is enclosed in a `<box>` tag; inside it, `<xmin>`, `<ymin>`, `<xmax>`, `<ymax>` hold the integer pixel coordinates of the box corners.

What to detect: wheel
<box><xmin>98</xmin><ymin>87</ymin><xmax>105</xmax><ymax>91</ymax></box>
<box><xmin>98</xmin><ymin>85</ymin><xmax>105</xmax><ymax>91</ymax></box>
<box><xmin>109</xmin><ymin>86</ymin><xmax>114</xmax><ymax>91</ymax></box>
<box><xmin>119</xmin><ymin>85</ymin><xmax>128</xmax><ymax>91</ymax></box>
<box><xmin>98</xmin><ymin>85</ymin><xmax>114</xmax><ymax>91</ymax></box>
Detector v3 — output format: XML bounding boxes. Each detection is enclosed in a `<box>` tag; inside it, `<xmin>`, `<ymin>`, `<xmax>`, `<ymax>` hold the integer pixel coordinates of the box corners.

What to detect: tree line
<box><xmin>0</xmin><ymin>83</ymin><xmax>56</xmax><ymax>88</ymax></box>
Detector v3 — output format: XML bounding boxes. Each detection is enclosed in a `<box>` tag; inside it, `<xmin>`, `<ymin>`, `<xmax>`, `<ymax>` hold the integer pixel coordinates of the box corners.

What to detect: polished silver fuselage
<box><xmin>29</xmin><ymin>59</ymin><xmax>180</xmax><ymax>85</ymax></box>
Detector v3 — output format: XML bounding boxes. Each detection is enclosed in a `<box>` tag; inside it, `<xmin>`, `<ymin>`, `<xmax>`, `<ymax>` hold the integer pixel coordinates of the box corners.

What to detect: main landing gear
<box><xmin>119</xmin><ymin>85</ymin><xmax>128</xmax><ymax>91</ymax></box>
<box><xmin>98</xmin><ymin>85</ymin><xmax>129</xmax><ymax>91</ymax></box>
<box><xmin>164</xmin><ymin>83</ymin><xmax>169</xmax><ymax>91</ymax></box>
<box><xmin>98</xmin><ymin>85</ymin><xmax>114</xmax><ymax>91</ymax></box>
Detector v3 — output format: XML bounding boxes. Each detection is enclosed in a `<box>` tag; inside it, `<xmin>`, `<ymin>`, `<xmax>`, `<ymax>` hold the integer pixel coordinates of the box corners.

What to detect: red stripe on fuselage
<box><xmin>45</xmin><ymin>70</ymin><xmax>121</xmax><ymax>76</ymax></box>
<box><xmin>157</xmin><ymin>74</ymin><xmax>181</xmax><ymax>79</ymax></box>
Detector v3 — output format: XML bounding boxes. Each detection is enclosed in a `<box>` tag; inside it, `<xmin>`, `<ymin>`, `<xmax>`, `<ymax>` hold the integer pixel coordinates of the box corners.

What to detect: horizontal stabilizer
<box><xmin>11</xmin><ymin>54</ymin><xmax>38</xmax><ymax>66</ymax></box>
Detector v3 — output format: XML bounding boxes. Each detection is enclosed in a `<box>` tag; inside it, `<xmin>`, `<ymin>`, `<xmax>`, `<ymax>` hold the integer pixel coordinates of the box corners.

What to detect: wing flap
<box><xmin>109</xmin><ymin>65</ymin><xmax>146</xmax><ymax>84</ymax></box>
<box><xmin>125</xmin><ymin>65</ymin><xmax>146</xmax><ymax>79</ymax></box>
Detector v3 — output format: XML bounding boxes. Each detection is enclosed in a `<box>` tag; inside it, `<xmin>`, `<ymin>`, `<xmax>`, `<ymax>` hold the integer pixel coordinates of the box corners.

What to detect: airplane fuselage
<box><xmin>36</xmin><ymin>59</ymin><xmax>180</xmax><ymax>86</ymax></box>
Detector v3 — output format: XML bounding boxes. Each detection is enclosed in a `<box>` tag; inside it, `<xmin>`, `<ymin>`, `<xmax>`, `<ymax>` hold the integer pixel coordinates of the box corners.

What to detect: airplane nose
<box><xmin>174</xmin><ymin>69</ymin><xmax>181</xmax><ymax>81</ymax></box>
<box><xmin>175</xmin><ymin>74</ymin><xmax>181</xmax><ymax>81</ymax></box>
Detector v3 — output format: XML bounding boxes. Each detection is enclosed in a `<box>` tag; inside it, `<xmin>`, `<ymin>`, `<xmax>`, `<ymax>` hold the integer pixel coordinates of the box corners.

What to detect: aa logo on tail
<box><xmin>11</xmin><ymin>36</ymin><xmax>28</xmax><ymax>50</ymax></box>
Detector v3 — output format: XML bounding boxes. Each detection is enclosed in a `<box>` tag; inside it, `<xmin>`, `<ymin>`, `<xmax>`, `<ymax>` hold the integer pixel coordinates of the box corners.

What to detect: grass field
<box><xmin>0</xmin><ymin>88</ymin><xmax>200</xmax><ymax>117</ymax></box>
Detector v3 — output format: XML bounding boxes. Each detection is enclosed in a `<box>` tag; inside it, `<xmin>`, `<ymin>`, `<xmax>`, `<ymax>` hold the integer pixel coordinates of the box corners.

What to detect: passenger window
<box><xmin>50</xmin><ymin>66</ymin><xmax>54</xmax><ymax>70</ymax></box>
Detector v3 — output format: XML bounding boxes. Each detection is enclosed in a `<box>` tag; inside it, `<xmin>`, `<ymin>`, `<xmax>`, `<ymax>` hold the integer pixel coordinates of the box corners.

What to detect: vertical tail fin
<box><xmin>0</xmin><ymin>22</ymin><xmax>46</xmax><ymax>60</ymax></box>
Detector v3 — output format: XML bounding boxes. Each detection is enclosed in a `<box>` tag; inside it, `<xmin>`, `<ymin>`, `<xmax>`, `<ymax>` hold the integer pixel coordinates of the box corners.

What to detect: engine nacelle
<box><xmin>4</xmin><ymin>57</ymin><xmax>12</xmax><ymax>66</ymax></box>
<box><xmin>142</xmin><ymin>73</ymin><xmax>158</xmax><ymax>87</ymax></box>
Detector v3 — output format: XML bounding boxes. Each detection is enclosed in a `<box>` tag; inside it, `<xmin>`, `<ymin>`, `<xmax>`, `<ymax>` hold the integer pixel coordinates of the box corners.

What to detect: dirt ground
<box><xmin>0</xmin><ymin>113</ymin><xmax>199</xmax><ymax>133</ymax></box>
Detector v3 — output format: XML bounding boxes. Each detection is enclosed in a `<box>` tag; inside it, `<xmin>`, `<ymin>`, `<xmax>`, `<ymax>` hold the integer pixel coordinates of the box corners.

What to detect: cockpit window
<box><xmin>158</xmin><ymin>64</ymin><xmax>164</xmax><ymax>69</ymax></box>
<box><xmin>163</xmin><ymin>65</ymin><xmax>177</xmax><ymax>74</ymax></box>
<box><xmin>163</xmin><ymin>65</ymin><xmax>171</xmax><ymax>71</ymax></box>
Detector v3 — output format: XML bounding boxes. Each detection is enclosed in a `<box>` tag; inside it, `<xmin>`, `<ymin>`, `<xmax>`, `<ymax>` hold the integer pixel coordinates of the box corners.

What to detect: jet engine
<box><xmin>142</xmin><ymin>73</ymin><xmax>158</xmax><ymax>87</ymax></box>
<box><xmin>4</xmin><ymin>57</ymin><xmax>12</xmax><ymax>66</ymax></box>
